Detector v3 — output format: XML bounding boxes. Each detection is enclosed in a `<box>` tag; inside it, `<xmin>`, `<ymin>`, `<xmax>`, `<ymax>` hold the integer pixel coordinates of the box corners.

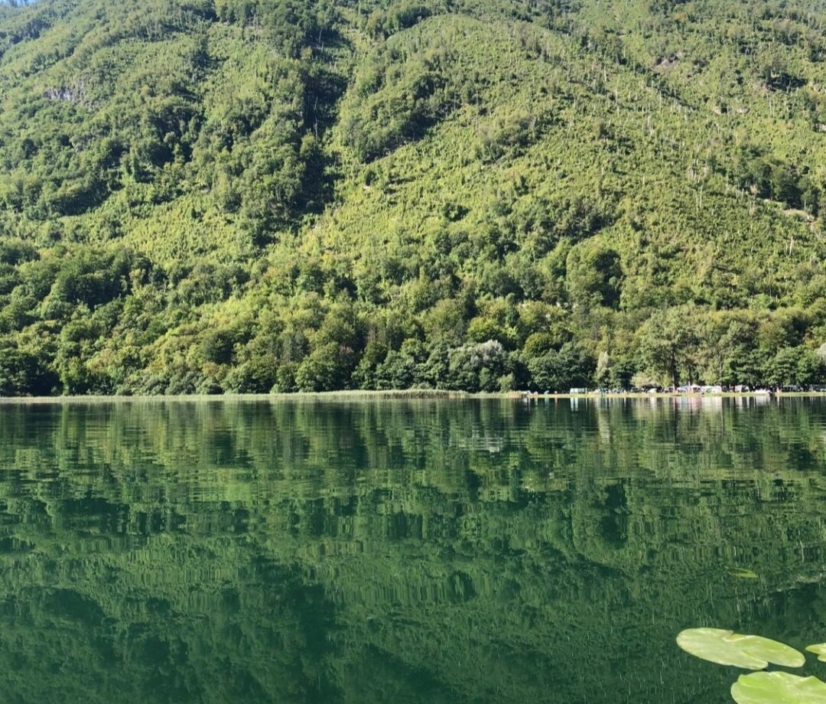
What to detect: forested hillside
<box><xmin>2</xmin><ymin>0</ymin><xmax>826</xmax><ymax>394</ymax></box>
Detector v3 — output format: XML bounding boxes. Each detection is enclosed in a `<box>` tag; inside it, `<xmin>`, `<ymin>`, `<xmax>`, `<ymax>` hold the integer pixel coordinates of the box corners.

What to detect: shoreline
<box><xmin>0</xmin><ymin>390</ymin><xmax>825</xmax><ymax>404</ymax></box>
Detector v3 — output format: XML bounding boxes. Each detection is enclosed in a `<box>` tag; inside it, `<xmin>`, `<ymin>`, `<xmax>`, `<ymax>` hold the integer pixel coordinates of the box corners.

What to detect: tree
<box><xmin>637</xmin><ymin>307</ymin><xmax>700</xmax><ymax>388</ymax></box>
<box><xmin>595</xmin><ymin>351</ymin><xmax>610</xmax><ymax>388</ymax></box>
<box><xmin>0</xmin><ymin>341</ymin><xmax>57</xmax><ymax>396</ymax></box>
<box><xmin>447</xmin><ymin>340</ymin><xmax>509</xmax><ymax>392</ymax></box>
<box><xmin>527</xmin><ymin>342</ymin><xmax>593</xmax><ymax>391</ymax></box>
<box><xmin>295</xmin><ymin>342</ymin><xmax>355</xmax><ymax>392</ymax></box>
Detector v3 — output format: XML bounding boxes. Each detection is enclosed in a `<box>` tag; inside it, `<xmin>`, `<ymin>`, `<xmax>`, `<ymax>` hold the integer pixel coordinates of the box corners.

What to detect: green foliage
<box><xmin>338</xmin><ymin>32</ymin><xmax>459</xmax><ymax>162</ymax></box>
<box><xmin>732</xmin><ymin>672</ymin><xmax>826</xmax><ymax>704</ymax></box>
<box><xmin>677</xmin><ymin>629</ymin><xmax>805</xmax><ymax>670</ymax></box>
<box><xmin>678</xmin><ymin>628</ymin><xmax>826</xmax><ymax>704</ymax></box>
<box><xmin>2</xmin><ymin>0</ymin><xmax>826</xmax><ymax>394</ymax></box>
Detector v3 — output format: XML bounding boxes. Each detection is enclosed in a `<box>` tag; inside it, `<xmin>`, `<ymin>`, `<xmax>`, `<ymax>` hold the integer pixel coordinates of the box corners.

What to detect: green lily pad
<box><xmin>727</xmin><ymin>567</ymin><xmax>759</xmax><ymax>579</ymax></box>
<box><xmin>731</xmin><ymin>671</ymin><xmax>826</xmax><ymax>704</ymax></box>
<box><xmin>806</xmin><ymin>644</ymin><xmax>826</xmax><ymax>662</ymax></box>
<box><xmin>676</xmin><ymin>628</ymin><xmax>805</xmax><ymax>669</ymax></box>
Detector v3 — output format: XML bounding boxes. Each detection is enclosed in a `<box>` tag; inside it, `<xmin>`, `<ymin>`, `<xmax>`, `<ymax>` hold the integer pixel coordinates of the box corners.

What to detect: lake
<box><xmin>1</xmin><ymin>396</ymin><xmax>825</xmax><ymax>703</ymax></box>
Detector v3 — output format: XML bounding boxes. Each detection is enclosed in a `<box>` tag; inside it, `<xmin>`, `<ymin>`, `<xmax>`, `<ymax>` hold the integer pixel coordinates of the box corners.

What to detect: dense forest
<box><xmin>0</xmin><ymin>398</ymin><xmax>824</xmax><ymax>702</ymax></box>
<box><xmin>2</xmin><ymin>0</ymin><xmax>826</xmax><ymax>394</ymax></box>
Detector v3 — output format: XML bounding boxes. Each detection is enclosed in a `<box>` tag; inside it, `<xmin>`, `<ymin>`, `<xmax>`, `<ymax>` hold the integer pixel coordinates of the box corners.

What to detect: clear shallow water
<box><xmin>1</xmin><ymin>397</ymin><xmax>826</xmax><ymax>703</ymax></box>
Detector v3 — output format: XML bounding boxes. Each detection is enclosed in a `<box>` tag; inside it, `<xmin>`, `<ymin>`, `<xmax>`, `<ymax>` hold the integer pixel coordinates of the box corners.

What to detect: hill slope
<box><xmin>1</xmin><ymin>0</ymin><xmax>826</xmax><ymax>394</ymax></box>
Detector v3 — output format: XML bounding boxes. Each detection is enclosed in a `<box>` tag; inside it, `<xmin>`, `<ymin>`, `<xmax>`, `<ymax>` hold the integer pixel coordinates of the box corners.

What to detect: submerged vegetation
<box><xmin>2</xmin><ymin>0</ymin><xmax>826</xmax><ymax>394</ymax></box>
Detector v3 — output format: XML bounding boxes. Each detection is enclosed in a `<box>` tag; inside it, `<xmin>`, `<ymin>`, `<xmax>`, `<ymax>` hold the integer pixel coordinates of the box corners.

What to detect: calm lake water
<box><xmin>1</xmin><ymin>396</ymin><xmax>826</xmax><ymax>703</ymax></box>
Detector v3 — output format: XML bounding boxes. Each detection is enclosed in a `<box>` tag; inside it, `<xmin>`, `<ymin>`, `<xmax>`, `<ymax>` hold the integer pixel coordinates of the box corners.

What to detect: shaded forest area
<box><xmin>2</xmin><ymin>0</ymin><xmax>826</xmax><ymax>394</ymax></box>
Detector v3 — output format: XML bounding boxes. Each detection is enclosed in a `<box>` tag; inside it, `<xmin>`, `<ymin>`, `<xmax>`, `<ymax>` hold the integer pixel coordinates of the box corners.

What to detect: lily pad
<box><xmin>676</xmin><ymin>628</ymin><xmax>805</xmax><ymax>669</ymax></box>
<box><xmin>727</xmin><ymin>567</ymin><xmax>759</xmax><ymax>579</ymax></box>
<box><xmin>731</xmin><ymin>671</ymin><xmax>826</xmax><ymax>704</ymax></box>
<box><xmin>806</xmin><ymin>644</ymin><xmax>826</xmax><ymax>662</ymax></box>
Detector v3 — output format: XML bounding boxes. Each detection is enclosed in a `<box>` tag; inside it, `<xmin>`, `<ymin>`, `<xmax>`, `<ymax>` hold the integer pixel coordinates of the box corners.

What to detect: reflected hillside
<box><xmin>0</xmin><ymin>399</ymin><xmax>825</xmax><ymax>703</ymax></box>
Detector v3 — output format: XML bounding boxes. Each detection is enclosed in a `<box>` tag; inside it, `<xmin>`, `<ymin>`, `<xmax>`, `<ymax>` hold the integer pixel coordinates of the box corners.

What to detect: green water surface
<box><xmin>1</xmin><ymin>396</ymin><xmax>825</xmax><ymax>703</ymax></box>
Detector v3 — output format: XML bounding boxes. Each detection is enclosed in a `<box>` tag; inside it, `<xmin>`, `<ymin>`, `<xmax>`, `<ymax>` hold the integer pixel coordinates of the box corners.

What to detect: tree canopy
<box><xmin>1</xmin><ymin>0</ymin><xmax>826</xmax><ymax>394</ymax></box>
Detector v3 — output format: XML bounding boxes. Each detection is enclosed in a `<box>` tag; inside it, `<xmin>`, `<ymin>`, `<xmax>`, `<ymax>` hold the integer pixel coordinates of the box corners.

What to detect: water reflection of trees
<box><xmin>0</xmin><ymin>399</ymin><xmax>823</xmax><ymax>703</ymax></box>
